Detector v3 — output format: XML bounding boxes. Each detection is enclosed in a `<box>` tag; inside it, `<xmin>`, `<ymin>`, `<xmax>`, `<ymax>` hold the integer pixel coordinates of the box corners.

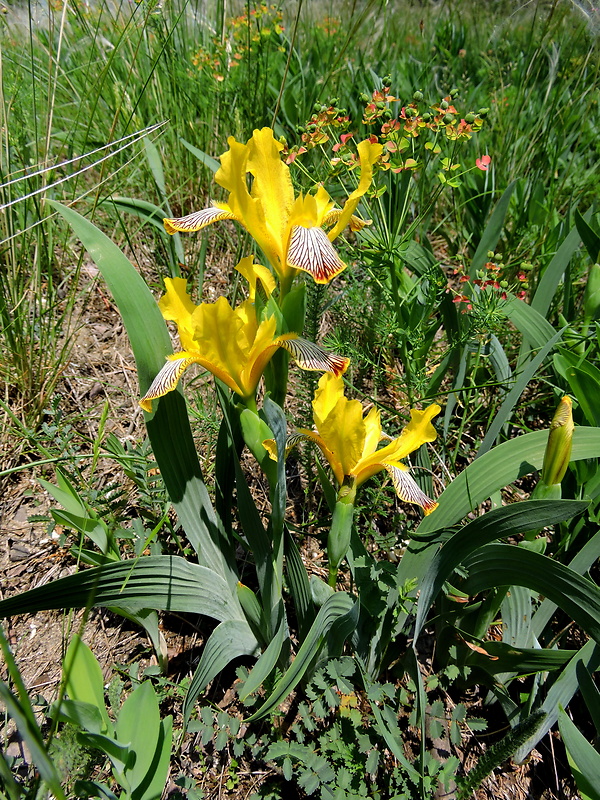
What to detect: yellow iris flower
<box><xmin>163</xmin><ymin>127</ymin><xmax>383</xmax><ymax>285</ymax></box>
<box><xmin>139</xmin><ymin>276</ymin><xmax>349</xmax><ymax>411</ymax></box>
<box><xmin>298</xmin><ymin>373</ymin><xmax>440</xmax><ymax>514</ymax></box>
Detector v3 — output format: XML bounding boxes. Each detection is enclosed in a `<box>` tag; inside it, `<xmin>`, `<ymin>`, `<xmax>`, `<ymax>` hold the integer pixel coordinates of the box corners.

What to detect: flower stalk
<box><xmin>327</xmin><ymin>482</ymin><xmax>357</xmax><ymax>588</ymax></box>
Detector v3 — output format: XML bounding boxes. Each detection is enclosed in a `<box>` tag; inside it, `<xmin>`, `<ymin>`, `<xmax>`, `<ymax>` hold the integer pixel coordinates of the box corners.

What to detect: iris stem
<box><xmin>327</xmin><ymin>487</ymin><xmax>356</xmax><ymax>588</ymax></box>
<box><xmin>243</xmin><ymin>395</ymin><xmax>258</xmax><ymax>414</ymax></box>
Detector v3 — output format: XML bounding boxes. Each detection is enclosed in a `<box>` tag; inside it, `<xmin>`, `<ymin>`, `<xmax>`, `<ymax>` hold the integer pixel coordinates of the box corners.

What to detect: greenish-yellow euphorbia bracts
<box><xmin>139</xmin><ymin>276</ymin><xmax>349</xmax><ymax>412</ymax></box>
<box><xmin>163</xmin><ymin>127</ymin><xmax>383</xmax><ymax>288</ymax></box>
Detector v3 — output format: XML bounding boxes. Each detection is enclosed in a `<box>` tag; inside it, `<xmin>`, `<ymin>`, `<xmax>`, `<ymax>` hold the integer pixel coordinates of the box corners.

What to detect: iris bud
<box><xmin>541</xmin><ymin>397</ymin><xmax>574</xmax><ymax>487</ymax></box>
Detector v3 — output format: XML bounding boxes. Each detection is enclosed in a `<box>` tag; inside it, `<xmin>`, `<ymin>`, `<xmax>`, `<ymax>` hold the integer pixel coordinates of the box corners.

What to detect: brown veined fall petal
<box><xmin>139</xmin><ymin>355</ymin><xmax>197</xmax><ymax>412</ymax></box>
<box><xmin>384</xmin><ymin>465</ymin><xmax>438</xmax><ymax>515</ymax></box>
<box><xmin>164</xmin><ymin>206</ymin><xmax>238</xmax><ymax>235</ymax></box>
<box><xmin>286</xmin><ymin>225</ymin><xmax>346</xmax><ymax>283</ymax></box>
<box><xmin>322</xmin><ymin>209</ymin><xmax>372</xmax><ymax>232</ymax></box>
<box><xmin>278</xmin><ymin>335</ymin><xmax>349</xmax><ymax>376</ymax></box>
<box><xmin>348</xmin><ymin>215</ymin><xmax>372</xmax><ymax>232</ymax></box>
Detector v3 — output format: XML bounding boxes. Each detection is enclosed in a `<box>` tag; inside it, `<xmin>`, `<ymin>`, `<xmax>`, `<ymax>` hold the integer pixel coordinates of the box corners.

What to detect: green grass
<box><xmin>1</xmin><ymin>1</ymin><xmax>600</xmax><ymax>798</ymax></box>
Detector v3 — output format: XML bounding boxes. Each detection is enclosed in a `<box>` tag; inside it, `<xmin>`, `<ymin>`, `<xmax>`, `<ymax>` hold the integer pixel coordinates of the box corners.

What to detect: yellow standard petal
<box><xmin>312</xmin><ymin>372</ymin><xmax>346</xmax><ymax>429</ymax></box>
<box><xmin>296</xmin><ymin>428</ymin><xmax>346</xmax><ymax>486</ymax></box>
<box><xmin>235</xmin><ymin>256</ymin><xmax>276</xmax><ymax>301</ymax></box>
<box><xmin>327</xmin><ymin>139</ymin><xmax>383</xmax><ymax>241</ymax></box>
<box><xmin>362</xmin><ymin>406</ymin><xmax>382</xmax><ymax>459</ymax></box>
<box><xmin>247</xmin><ymin>128</ymin><xmax>295</xmax><ymax>274</ymax></box>
<box><xmin>318</xmin><ymin>396</ymin><xmax>367</xmax><ymax>478</ymax></box>
<box><xmin>190</xmin><ymin>297</ymin><xmax>258</xmax><ymax>397</ymax></box>
<box><xmin>217</xmin><ymin>130</ymin><xmax>288</xmax><ymax>274</ymax></box>
<box><xmin>158</xmin><ymin>277</ymin><xmax>197</xmax><ymax>351</ymax></box>
<box><xmin>384</xmin><ymin>404</ymin><xmax>441</xmax><ymax>461</ymax></box>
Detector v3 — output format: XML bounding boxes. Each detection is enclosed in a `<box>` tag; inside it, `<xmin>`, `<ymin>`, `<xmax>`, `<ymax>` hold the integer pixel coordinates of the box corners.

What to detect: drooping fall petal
<box><xmin>163</xmin><ymin>205</ymin><xmax>237</xmax><ymax>235</ymax></box>
<box><xmin>287</xmin><ymin>226</ymin><xmax>346</xmax><ymax>283</ymax></box>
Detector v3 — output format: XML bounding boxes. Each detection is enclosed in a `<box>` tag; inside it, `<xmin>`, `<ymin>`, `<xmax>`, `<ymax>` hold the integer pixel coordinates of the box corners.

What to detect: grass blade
<box><xmin>531</xmin><ymin>217</ymin><xmax>586</xmax><ymax>318</ymax></box>
<box><xmin>469</xmin><ymin>180</ymin><xmax>517</xmax><ymax>277</ymax></box>
<box><xmin>532</xmin><ymin>529</ymin><xmax>600</xmax><ymax>638</ymax></box>
<box><xmin>414</xmin><ymin>500</ymin><xmax>587</xmax><ymax>641</ymax></box>
<box><xmin>575</xmin><ymin>208</ymin><xmax>600</xmax><ymax>263</ymax></box>
<box><xmin>179</xmin><ymin>137</ymin><xmax>220</xmax><ymax>173</ymax></box>
<box><xmin>464</xmin><ymin>544</ymin><xmax>600</xmax><ymax>645</ymax></box>
<box><xmin>558</xmin><ymin>708</ymin><xmax>600</xmax><ymax>800</ymax></box>
<box><xmin>416</xmin><ymin>427</ymin><xmax>600</xmax><ymax>535</ymax></box>
<box><xmin>0</xmin><ymin>556</ymin><xmax>243</xmax><ymax>622</ymax></box>
<box><xmin>49</xmin><ymin>201</ymin><xmax>237</xmax><ymax>585</ymax></box>
<box><xmin>505</xmin><ymin>294</ymin><xmax>558</xmax><ymax>353</ymax></box>
<box><xmin>477</xmin><ymin>326</ymin><xmax>565</xmax><ymax>455</ymax></box>
<box><xmin>515</xmin><ymin>639</ymin><xmax>600</xmax><ymax>762</ymax></box>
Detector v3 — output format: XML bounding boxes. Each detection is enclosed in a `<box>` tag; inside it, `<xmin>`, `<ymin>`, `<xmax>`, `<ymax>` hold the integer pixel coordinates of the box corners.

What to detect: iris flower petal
<box><xmin>287</xmin><ymin>226</ymin><xmax>346</xmax><ymax>283</ymax></box>
<box><xmin>140</xmin><ymin>276</ymin><xmax>349</xmax><ymax>411</ymax></box>
<box><xmin>327</xmin><ymin>139</ymin><xmax>383</xmax><ymax>241</ymax></box>
<box><xmin>306</xmin><ymin>373</ymin><xmax>440</xmax><ymax>513</ymax></box>
<box><xmin>278</xmin><ymin>336</ymin><xmax>349</xmax><ymax>376</ymax></box>
<box><xmin>140</xmin><ymin>354</ymin><xmax>200</xmax><ymax>412</ymax></box>
<box><xmin>162</xmin><ymin>128</ymin><xmax>382</xmax><ymax>284</ymax></box>
<box><xmin>295</xmin><ymin>428</ymin><xmax>345</xmax><ymax>485</ymax></box>
<box><xmin>362</xmin><ymin>407</ymin><xmax>382</xmax><ymax>458</ymax></box>
<box><xmin>235</xmin><ymin>256</ymin><xmax>276</xmax><ymax>301</ymax></box>
<box><xmin>384</xmin><ymin>465</ymin><xmax>438</xmax><ymax>515</ymax></box>
<box><xmin>158</xmin><ymin>277</ymin><xmax>197</xmax><ymax>351</ymax></box>
<box><xmin>319</xmin><ymin>396</ymin><xmax>367</xmax><ymax>477</ymax></box>
<box><xmin>164</xmin><ymin>205</ymin><xmax>237</xmax><ymax>234</ymax></box>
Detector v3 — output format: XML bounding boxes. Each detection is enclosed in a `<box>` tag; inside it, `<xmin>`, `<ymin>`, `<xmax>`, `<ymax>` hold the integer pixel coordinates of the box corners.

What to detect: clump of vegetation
<box><xmin>1</xmin><ymin>1</ymin><xmax>600</xmax><ymax>798</ymax></box>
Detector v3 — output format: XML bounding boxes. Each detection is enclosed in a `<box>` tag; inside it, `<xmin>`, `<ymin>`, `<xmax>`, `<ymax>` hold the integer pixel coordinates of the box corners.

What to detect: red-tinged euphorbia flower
<box><xmin>163</xmin><ymin>128</ymin><xmax>383</xmax><ymax>285</ymax></box>
<box><xmin>476</xmin><ymin>154</ymin><xmax>491</xmax><ymax>171</ymax></box>
<box><xmin>139</xmin><ymin>277</ymin><xmax>349</xmax><ymax>411</ymax></box>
